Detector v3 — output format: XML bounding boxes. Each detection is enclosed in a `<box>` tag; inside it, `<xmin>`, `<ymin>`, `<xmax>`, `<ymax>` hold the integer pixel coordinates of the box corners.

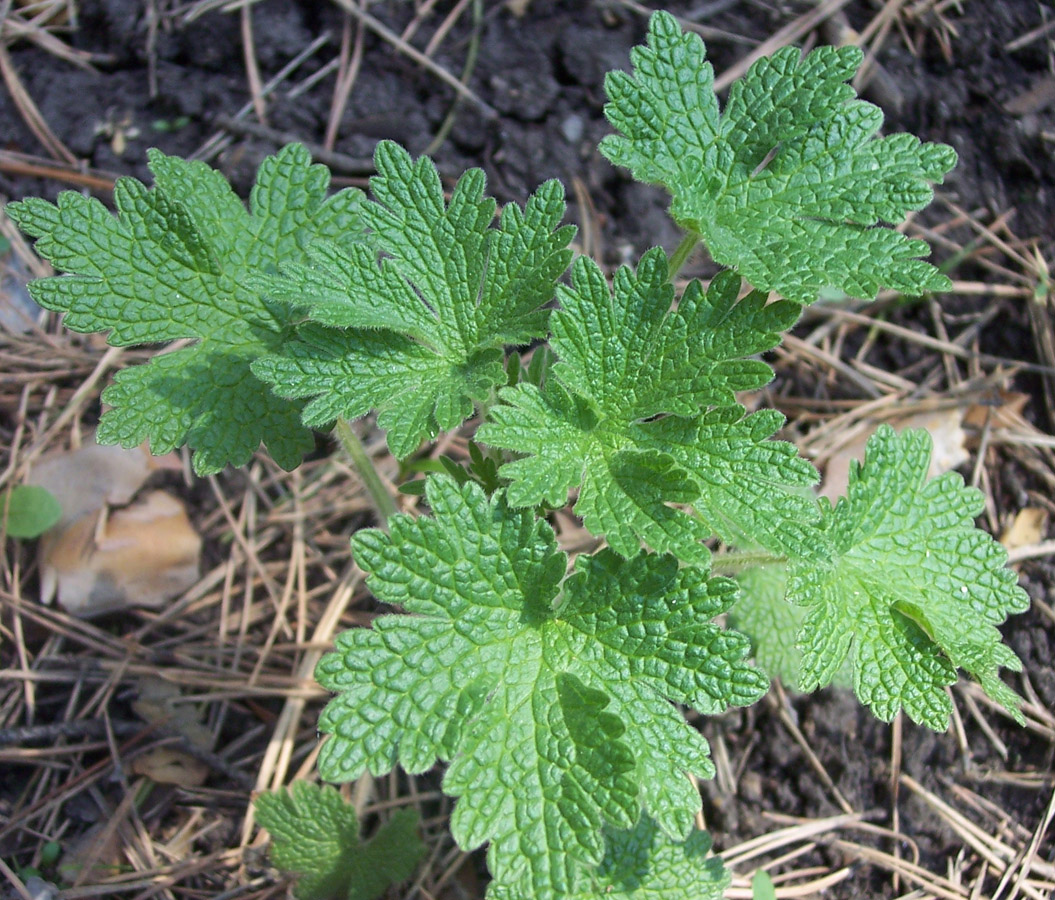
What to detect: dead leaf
<box><xmin>131</xmin><ymin>746</ymin><xmax>209</xmax><ymax>787</ymax></box>
<box><xmin>57</xmin><ymin>822</ymin><xmax>123</xmax><ymax>884</ymax></box>
<box><xmin>505</xmin><ymin>0</ymin><xmax>531</xmax><ymax>16</ymax></box>
<box><xmin>963</xmin><ymin>390</ymin><xmax>1030</xmax><ymax>429</ymax></box>
<box><xmin>133</xmin><ymin>676</ymin><xmax>213</xmax><ymax>751</ymax></box>
<box><xmin>27</xmin><ymin>436</ymin><xmax>198</xmax><ymax>617</ymax></box>
<box><xmin>822</xmin><ymin>407</ymin><xmax>969</xmax><ymax>500</ymax></box>
<box><xmin>28</xmin><ymin>439</ymin><xmax>181</xmax><ymax>526</ymax></box>
<box><xmin>1000</xmin><ymin>507</ymin><xmax>1047</xmax><ymax>550</ymax></box>
<box><xmin>40</xmin><ymin>490</ymin><xmax>201</xmax><ymax>617</ymax></box>
<box><xmin>1004</xmin><ymin>74</ymin><xmax>1055</xmax><ymax>116</ymax></box>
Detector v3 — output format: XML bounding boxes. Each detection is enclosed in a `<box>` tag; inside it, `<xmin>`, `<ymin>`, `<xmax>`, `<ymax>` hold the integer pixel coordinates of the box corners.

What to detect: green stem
<box><xmin>668</xmin><ymin>231</ymin><xmax>701</xmax><ymax>279</ymax></box>
<box><xmin>424</xmin><ymin>0</ymin><xmax>483</xmax><ymax>156</ymax></box>
<box><xmin>710</xmin><ymin>549</ymin><xmax>787</xmax><ymax>576</ymax></box>
<box><xmin>335</xmin><ymin>418</ymin><xmax>398</xmax><ymax>528</ymax></box>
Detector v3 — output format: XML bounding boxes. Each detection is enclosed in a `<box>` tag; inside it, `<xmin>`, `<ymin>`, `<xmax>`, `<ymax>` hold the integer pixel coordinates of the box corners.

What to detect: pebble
<box><xmin>560</xmin><ymin>114</ymin><xmax>584</xmax><ymax>144</ymax></box>
<box><xmin>24</xmin><ymin>877</ymin><xmax>60</xmax><ymax>900</ymax></box>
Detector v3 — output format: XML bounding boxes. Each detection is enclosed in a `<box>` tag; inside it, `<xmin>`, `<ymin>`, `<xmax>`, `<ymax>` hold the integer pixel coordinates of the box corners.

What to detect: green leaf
<box><xmin>254</xmin><ymin>141</ymin><xmax>575</xmax><ymax>459</ymax></box>
<box><xmin>787</xmin><ymin>426</ymin><xmax>1030</xmax><ymax>728</ymax></box>
<box><xmin>549</xmin><ymin>252</ymin><xmax>793</xmax><ymax>419</ymax></box>
<box><xmin>643</xmin><ymin>408</ymin><xmax>826</xmax><ymax>558</ymax></box>
<box><xmin>255</xmin><ymin>781</ymin><xmax>424</xmax><ymax>900</ymax></box>
<box><xmin>601</xmin><ymin>11</ymin><xmax>957</xmax><ymax>303</ymax></box>
<box><xmin>2</xmin><ymin>485</ymin><xmax>62</xmax><ymax>538</ymax></box>
<box><xmin>751</xmin><ymin>870</ymin><xmax>778</xmax><ymax>900</ymax></box>
<box><xmin>316</xmin><ymin>475</ymin><xmax>766</xmax><ymax>899</ymax></box>
<box><xmin>729</xmin><ymin>562</ymin><xmax>853</xmax><ymax>691</ymax></box>
<box><xmin>6</xmin><ymin>144</ymin><xmax>365</xmax><ymax>474</ymax></box>
<box><xmin>730</xmin><ymin>563</ymin><xmax>802</xmax><ymax>687</ymax></box>
<box><xmin>478</xmin><ymin>250</ymin><xmax>824</xmax><ymax>561</ymax></box>
<box><xmin>566</xmin><ymin>816</ymin><xmax>728</xmax><ymax>899</ymax></box>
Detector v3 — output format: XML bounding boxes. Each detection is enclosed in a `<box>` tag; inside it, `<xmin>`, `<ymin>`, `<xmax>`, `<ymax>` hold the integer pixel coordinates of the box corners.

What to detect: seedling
<box><xmin>7</xmin><ymin>12</ymin><xmax>1029</xmax><ymax>898</ymax></box>
<box><xmin>254</xmin><ymin>782</ymin><xmax>425</xmax><ymax>900</ymax></box>
<box><xmin>2</xmin><ymin>484</ymin><xmax>61</xmax><ymax>539</ymax></box>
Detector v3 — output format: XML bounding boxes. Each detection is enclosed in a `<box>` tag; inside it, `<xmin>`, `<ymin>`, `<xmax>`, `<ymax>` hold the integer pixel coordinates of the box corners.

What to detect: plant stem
<box><xmin>710</xmin><ymin>549</ymin><xmax>787</xmax><ymax>576</ymax></box>
<box><xmin>668</xmin><ymin>231</ymin><xmax>701</xmax><ymax>278</ymax></box>
<box><xmin>335</xmin><ymin>418</ymin><xmax>398</xmax><ymax>528</ymax></box>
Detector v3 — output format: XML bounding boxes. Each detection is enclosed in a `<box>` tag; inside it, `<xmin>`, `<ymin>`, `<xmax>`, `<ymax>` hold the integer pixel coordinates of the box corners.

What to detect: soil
<box><xmin>1</xmin><ymin>2</ymin><xmax>1054</xmax><ymax>899</ymax></box>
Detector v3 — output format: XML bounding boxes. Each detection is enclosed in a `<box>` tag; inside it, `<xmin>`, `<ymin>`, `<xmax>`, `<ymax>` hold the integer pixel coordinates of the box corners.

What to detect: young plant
<box><xmin>2</xmin><ymin>484</ymin><xmax>61</xmax><ymax>539</ymax></box>
<box><xmin>7</xmin><ymin>11</ymin><xmax>1029</xmax><ymax>898</ymax></box>
<box><xmin>254</xmin><ymin>782</ymin><xmax>425</xmax><ymax>900</ymax></box>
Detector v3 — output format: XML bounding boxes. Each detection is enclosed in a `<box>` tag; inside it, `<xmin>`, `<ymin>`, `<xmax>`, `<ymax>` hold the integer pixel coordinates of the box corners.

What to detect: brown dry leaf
<box><xmin>40</xmin><ymin>490</ymin><xmax>201</xmax><ymax>617</ymax></box>
<box><xmin>1000</xmin><ymin>507</ymin><xmax>1048</xmax><ymax>550</ymax></box>
<box><xmin>1004</xmin><ymin>74</ymin><xmax>1055</xmax><ymax>116</ymax></box>
<box><xmin>28</xmin><ymin>436</ymin><xmax>199</xmax><ymax>617</ymax></box>
<box><xmin>963</xmin><ymin>390</ymin><xmax>1031</xmax><ymax>429</ymax></box>
<box><xmin>57</xmin><ymin>821</ymin><xmax>124</xmax><ymax>884</ymax></box>
<box><xmin>505</xmin><ymin>0</ymin><xmax>532</xmax><ymax>16</ymax></box>
<box><xmin>27</xmin><ymin>438</ymin><xmax>181</xmax><ymax>526</ymax></box>
<box><xmin>132</xmin><ymin>676</ymin><xmax>213</xmax><ymax>751</ymax></box>
<box><xmin>131</xmin><ymin>746</ymin><xmax>209</xmax><ymax>787</ymax></box>
<box><xmin>821</xmin><ymin>407</ymin><xmax>969</xmax><ymax>501</ymax></box>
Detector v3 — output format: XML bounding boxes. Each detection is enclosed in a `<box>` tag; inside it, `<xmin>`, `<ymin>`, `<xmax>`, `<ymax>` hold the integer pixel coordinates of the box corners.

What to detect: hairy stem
<box><xmin>335</xmin><ymin>418</ymin><xmax>399</xmax><ymax>528</ymax></box>
<box><xmin>710</xmin><ymin>549</ymin><xmax>787</xmax><ymax>576</ymax></box>
<box><xmin>668</xmin><ymin>231</ymin><xmax>701</xmax><ymax>278</ymax></box>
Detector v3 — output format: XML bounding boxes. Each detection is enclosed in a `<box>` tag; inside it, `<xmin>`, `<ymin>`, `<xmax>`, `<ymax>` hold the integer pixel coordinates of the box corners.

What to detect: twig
<box><xmin>768</xmin><ymin>683</ymin><xmax>855</xmax><ymax>815</ymax></box>
<box><xmin>424</xmin><ymin>0</ymin><xmax>483</xmax><ymax>156</ymax></box>
<box><xmin>324</xmin><ymin>12</ymin><xmax>363</xmax><ymax>152</ymax></box>
<box><xmin>0</xmin><ymin>856</ymin><xmax>34</xmax><ymax>900</ymax></box>
<box><xmin>1004</xmin><ymin>17</ymin><xmax>1055</xmax><ymax>52</ymax></box>
<box><xmin>0</xmin><ymin>41</ymin><xmax>77</xmax><ymax>163</ymax></box>
<box><xmin>0</xmin><ymin>6</ymin><xmax>98</xmax><ymax>69</ymax></box>
<box><xmin>714</xmin><ymin>0</ymin><xmax>855</xmax><ymax>91</ymax></box>
<box><xmin>328</xmin><ymin>0</ymin><xmax>498</xmax><ymax>121</ymax></box>
<box><xmin>240</xmin><ymin>2</ymin><xmax>267</xmax><ymax>123</ymax></box>
<box><xmin>0</xmin><ymin>717</ymin><xmax>140</xmax><ymax>745</ymax></box>
<box><xmin>801</xmin><ymin>305</ymin><xmax>1055</xmax><ymax>376</ymax></box>
<box><xmin>0</xmin><ymin>148</ymin><xmax>118</xmax><ymax>192</ymax></box>
<box><xmin>602</xmin><ymin>0</ymin><xmax>757</xmax><ymax>45</ymax></box>
<box><xmin>191</xmin><ymin>31</ymin><xmax>332</xmax><ymax>162</ymax></box>
<box><xmin>0</xmin><ymin>719</ymin><xmax>256</xmax><ymax>789</ymax></box>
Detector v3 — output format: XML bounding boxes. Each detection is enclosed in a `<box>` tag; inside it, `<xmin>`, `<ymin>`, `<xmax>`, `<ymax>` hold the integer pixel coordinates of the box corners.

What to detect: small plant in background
<box><xmin>254</xmin><ymin>782</ymin><xmax>425</xmax><ymax>900</ymax></box>
<box><xmin>7</xmin><ymin>11</ymin><xmax>1030</xmax><ymax>899</ymax></box>
<box><xmin>2</xmin><ymin>484</ymin><xmax>61</xmax><ymax>539</ymax></box>
<box><xmin>751</xmin><ymin>870</ymin><xmax>778</xmax><ymax>900</ymax></box>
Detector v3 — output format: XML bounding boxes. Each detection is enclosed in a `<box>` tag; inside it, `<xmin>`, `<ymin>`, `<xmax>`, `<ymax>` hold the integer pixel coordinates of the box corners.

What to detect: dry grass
<box><xmin>1</xmin><ymin>1</ymin><xmax>1053</xmax><ymax>898</ymax></box>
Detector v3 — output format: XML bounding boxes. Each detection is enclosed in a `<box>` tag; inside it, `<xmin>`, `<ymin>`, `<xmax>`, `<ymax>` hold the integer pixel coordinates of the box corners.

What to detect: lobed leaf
<box><xmin>566</xmin><ymin>815</ymin><xmax>729</xmax><ymax>900</ymax></box>
<box><xmin>254</xmin><ymin>141</ymin><xmax>575</xmax><ymax>458</ymax></box>
<box><xmin>255</xmin><ymin>781</ymin><xmax>424</xmax><ymax>900</ymax></box>
<box><xmin>6</xmin><ymin>144</ymin><xmax>364</xmax><ymax>474</ymax></box>
<box><xmin>729</xmin><ymin>562</ymin><xmax>854</xmax><ymax>691</ymax></box>
<box><xmin>316</xmin><ymin>475</ymin><xmax>766</xmax><ymax>899</ymax></box>
<box><xmin>601</xmin><ymin>11</ymin><xmax>957</xmax><ymax>303</ymax></box>
<box><xmin>787</xmin><ymin>426</ymin><xmax>1030</xmax><ymax>728</ymax></box>
<box><xmin>644</xmin><ymin>408</ymin><xmax>825</xmax><ymax>558</ymax></box>
<box><xmin>729</xmin><ymin>563</ymin><xmax>802</xmax><ymax>687</ymax></box>
<box><xmin>479</xmin><ymin>250</ymin><xmax>825</xmax><ymax>561</ymax></box>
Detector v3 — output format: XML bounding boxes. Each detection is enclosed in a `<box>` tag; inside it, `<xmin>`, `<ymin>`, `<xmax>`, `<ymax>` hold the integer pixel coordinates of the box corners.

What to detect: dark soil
<box><xmin>2</xmin><ymin>1</ymin><xmax>1053</xmax><ymax>898</ymax></box>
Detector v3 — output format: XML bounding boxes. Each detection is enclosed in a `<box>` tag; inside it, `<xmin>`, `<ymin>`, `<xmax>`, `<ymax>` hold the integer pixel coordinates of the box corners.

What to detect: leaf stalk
<box><xmin>710</xmin><ymin>549</ymin><xmax>787</xmax><ymax>576</ymax></box>
<box><xmin>668</xmin><ymin>231</ymin><xmax>701</xmax><ymax>278</ymax></box>
<box><xmin>335</xmin><ymin>418</ymin><xmax>399</xmax><ymax>528</ymax></box>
